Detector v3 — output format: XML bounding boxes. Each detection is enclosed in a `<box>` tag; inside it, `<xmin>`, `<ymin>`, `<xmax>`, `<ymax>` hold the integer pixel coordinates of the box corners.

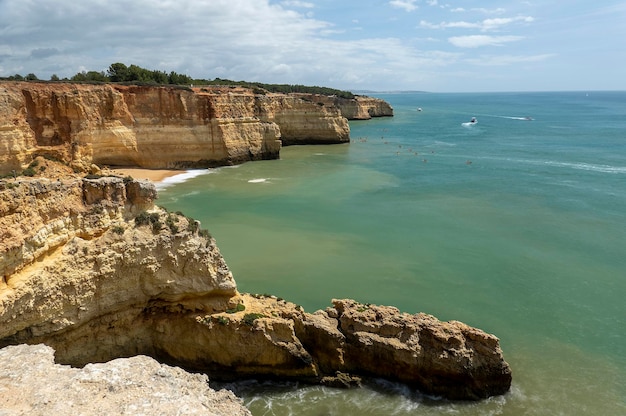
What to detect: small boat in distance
<box><xmin>417</xmin><ymin>107</ymin><xmax>423</xmax><ymax>112</ymax></box>
<box><xmin>462</xmin><ymin>117</ymin><xmax>478</xmax><ymax>127</ymax></box>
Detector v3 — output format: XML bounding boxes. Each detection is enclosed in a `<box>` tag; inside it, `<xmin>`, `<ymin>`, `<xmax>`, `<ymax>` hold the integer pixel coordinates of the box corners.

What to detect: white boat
<box><xmin>462</xmin><ymin>117</ymin><xmax>477</xmax><ymax>127</ymax></box>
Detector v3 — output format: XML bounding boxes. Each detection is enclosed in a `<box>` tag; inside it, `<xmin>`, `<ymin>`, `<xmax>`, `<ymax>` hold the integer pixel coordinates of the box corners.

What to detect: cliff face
<box><xmin>294</xmin><ymin>94</ymin><xmax>394</xmax><ymax>120</ymax></box>
<box><xmin>0</xmin><ymin>82</ymin><xmax>360</xmax><ymax>175</ymax></box>
<box><xmin>0</xmin><ymin>170</ymin><xmax>511</xmax><ymax>400</ymax></box>
<box><xmin>257</xmin><ymin>93</ymin><xmax>350</xmax><ymax>145</ymax></box>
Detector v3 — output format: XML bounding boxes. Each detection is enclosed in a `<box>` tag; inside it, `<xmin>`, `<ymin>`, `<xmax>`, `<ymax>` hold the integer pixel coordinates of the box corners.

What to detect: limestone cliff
<box><xmin>294</xmin><ymin>93</ymin><xmax>394</xmax><ymax>120</ymax></box>
<box><xmin>0</xmin><ymin>82</ymin><xmax>361</xmax><ymax>175</ymax></box>
<box><xmin>0</xmin><ymin>167</ymin><xmax>511</xmax><ymax>400</ymax></box>
<box><xmin>257</xmin><ymin>93</ymin><xmax>350</xmax><ymax>145</ymax></box>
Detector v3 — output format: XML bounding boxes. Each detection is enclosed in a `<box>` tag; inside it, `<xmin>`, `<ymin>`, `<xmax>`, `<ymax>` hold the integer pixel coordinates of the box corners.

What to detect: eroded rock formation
<box><xmin>0</xmin><ymin>168</ymin><xmax>511</xmax><ymax>400</ymax></box>
<box><xmin>295</xmin><ymin>93</ymin><xmax>394</xmax><ymax>120</ymax></box>
<box><xmin>0</xmin><ymin>82</ymin><xmax>372</xmax><ymax>174</ymax></box>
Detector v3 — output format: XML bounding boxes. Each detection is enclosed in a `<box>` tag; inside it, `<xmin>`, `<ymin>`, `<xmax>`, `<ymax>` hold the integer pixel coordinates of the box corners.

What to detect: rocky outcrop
<box><xmin>257</xmin><ymin>93</ymin><xmax>350</xmax><ymax>145</ymax></box>
<box><xmin>155</xmin><ymin>296</ymin><xmax>512</xmax><ymax>400</ymax></box>
<box><xmin>0</xmin><ymin>343</ymin><xmax>251</xmax><ymax>416</ymax></box>
<box><xmin>0</xmin><ymin>170</ymin><xmax>511</xmax><ymax>400</ymax></box>
<box><xmin>294</xmin><ymin>94</ymin><xmax>394</xmax><ymax>120</ymax></box>
<box><xmin>0</xmin><ymin>82</ymin><xmax>360</xmax><ymax>175</ymax></box>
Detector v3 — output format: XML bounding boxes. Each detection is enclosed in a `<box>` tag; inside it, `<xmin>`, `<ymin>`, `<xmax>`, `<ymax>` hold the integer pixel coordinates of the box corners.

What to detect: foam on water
<box><xmin>542</xmin><ymin>160</ymin><xmax>626</xmax><ymax>174</ymax></box>
<box><xmin>155</xmin><ymin>169</ymin><xmax>212</xmax><ymax>190</ymax></box>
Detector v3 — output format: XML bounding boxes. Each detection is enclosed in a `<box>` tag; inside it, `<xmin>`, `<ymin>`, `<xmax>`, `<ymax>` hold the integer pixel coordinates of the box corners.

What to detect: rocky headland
<box><xmin>0</xmin><ymin>82</ymin><xmax>510</xmax><ymax>413</ymax></box>
<box><xmin>0</xmin><ymin>81</ymin><xmax>392</xmax><ymax>175</ymax></box>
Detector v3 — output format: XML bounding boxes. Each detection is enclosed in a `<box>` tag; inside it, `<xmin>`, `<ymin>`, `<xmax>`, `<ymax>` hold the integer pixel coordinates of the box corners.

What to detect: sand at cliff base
<box><xmin>110</xmin><ymin>168</ymin><xmax>182</xmax><ymax>183</ymax></box>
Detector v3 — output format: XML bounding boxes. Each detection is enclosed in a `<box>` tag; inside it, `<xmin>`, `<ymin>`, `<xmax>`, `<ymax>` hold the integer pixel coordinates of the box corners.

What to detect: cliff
<box><xmin>294</xmin><ymin>93</ymin><xmax>394</xmax><ymax>120</ymax></box>
<box><xmin>0</xmin><ymin>82</ymin><xmax>361</xmax><ymax>175</ymax></box>
<box><xmin>0</xmin><ymin>165</ymin><xmax>511</xmax><ymax>400</ymax></box>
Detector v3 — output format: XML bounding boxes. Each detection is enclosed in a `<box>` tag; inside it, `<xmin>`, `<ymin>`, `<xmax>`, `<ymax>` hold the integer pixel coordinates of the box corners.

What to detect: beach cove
<box><xmin>157</xmin><ymin>91</ymin><xmax>626</xmax><ymax>415</ymax></box>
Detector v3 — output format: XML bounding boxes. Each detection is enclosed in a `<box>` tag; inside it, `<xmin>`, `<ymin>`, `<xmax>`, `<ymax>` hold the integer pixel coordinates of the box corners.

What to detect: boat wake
<box><xmin>485</xmin><ymin>156</ymin><xmax>626</xmax><ymax>174</ymax></box>
<box><xmin>484</xmin><ymin>114</ymin><xmax>533</xmax><ymax>121</ymax></box>
<box><xmin>543</xmin><ymin>161</ymin><xmax>626</xmax><ymax>174</ymax></box>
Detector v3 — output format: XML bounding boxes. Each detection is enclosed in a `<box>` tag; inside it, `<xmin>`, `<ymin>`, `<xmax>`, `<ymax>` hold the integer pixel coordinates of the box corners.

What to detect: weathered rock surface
<box><xmin>0</xmin><ymin>343</ymin><xmax>251</xmax><ymax>416</ymax></box>
<box><xmin>0</xmin><ymin>171</ymin><xmax>511</xmax><ymax>401</ymax></box>
<box><xmin>257</xmin><ymin>93</ymin><xmax>350</xmax><ymax>145</ymax></box>
<box><xmin>0</xmin><ymin>82</ymin><xmax>374</xmax><ymax>174</ymax></box>
<box><xmin>294</xmin><ymin>94</ymin><xmax>394</xmax><ymax>120</ymax></box>
<box><xmin>150</xmin><ymin>296</ymin><xmax>511</xmax><ymax>400</ymax></box>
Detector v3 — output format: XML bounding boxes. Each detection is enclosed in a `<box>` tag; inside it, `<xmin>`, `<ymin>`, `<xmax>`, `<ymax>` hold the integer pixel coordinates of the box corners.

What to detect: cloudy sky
<box><xmin>1</xmin><ymin>0</ymin><xmax>624</xmax><ymax>92</ymax></box>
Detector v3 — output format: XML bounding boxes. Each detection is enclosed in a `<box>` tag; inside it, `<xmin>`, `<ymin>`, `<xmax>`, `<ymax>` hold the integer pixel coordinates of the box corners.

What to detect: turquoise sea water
<box><xmin>158</xmin><ymin>92</ymin><xmax>626</xmax><ymax>415</ymax></box>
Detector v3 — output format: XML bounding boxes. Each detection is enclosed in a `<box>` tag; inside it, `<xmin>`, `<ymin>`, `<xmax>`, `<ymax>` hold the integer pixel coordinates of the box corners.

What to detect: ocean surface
<box><xmin>157</xmin><ymin>92</ymin><xmax>626</xmax><ymax>415</ymax></box>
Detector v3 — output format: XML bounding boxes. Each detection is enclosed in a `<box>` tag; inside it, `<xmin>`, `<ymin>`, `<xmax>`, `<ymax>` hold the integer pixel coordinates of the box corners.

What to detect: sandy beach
<box><xmin>110</xmin><ymin>168</ymin><xmax>183</xmax><ymax>183</ymax></box>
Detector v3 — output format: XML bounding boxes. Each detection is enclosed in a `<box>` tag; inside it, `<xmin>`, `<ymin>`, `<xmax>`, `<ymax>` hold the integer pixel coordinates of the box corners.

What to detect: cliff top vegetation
<box><xmin>0</xmin><ymin>63</ymin><xmax>355</xmax><ymax>99</ymax></box>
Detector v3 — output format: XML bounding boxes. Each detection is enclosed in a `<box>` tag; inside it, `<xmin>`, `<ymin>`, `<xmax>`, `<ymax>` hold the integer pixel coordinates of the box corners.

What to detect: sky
<box><xmin>0</xmin><ymin>0</ymin><xmax>625</xmax><ymax>92</ymax></box>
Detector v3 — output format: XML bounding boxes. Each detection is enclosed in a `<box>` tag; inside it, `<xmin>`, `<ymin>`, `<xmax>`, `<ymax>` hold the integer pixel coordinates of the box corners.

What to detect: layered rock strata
<box><xmin>294</xmin><ymin>93</ymin><xmax>394</xmax><ymax>120</ymax></box>
<box><xmin>0</xmin><ymin>82</ymin><xmax>365</xmax><ymax>175</ymax></box>
<box><xmin>0</xmin><ymin>169</ymin><xmax>511</xmax><ymax>400</ymax></box>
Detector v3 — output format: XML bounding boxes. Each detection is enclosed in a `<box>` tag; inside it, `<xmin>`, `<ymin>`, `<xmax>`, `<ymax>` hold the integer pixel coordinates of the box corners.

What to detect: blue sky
<box><xmin>1</xmin><ymin>0</ymin><xmax>624</xmax><ymax>92</ymax></box>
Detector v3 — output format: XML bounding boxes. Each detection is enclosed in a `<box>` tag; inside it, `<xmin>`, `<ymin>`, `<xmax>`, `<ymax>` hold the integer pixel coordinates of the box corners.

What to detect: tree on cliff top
<box><xmin>2</xmin><ymin>62</ymin><xmax>355</xmax><ymax>98</ymax></box>
<box><xmin>107</xmin><ymin>63</ymin><xmax>129</xmax><ymax>82</ymax></box>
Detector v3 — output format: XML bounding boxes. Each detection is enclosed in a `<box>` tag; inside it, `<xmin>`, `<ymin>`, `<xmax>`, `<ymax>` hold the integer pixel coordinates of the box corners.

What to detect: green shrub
<box><xmin>226</xmin><ymin>303</ymin><xmax>246</xmax><ymax>314</ymax></box>
<box><xmin>151</xmin><ymin>219</ymin><xmax>162</xmax><ymax>233</ymax></box>
<box><xmin>166</xmin><ymin>214</ymin><xmax>179</xmax><ymax>233</ymax></box>
<box><xmin>243</xmin><ymin>313</ymin><xmax>266</xmax><ymax>326</ymax></box>
<box><xmin>22</xmin><ymin>167</ymin><xmax>36</xmax><ymax>177</ymax></box>
<box><xmin>112</xmin><ymin>225</ymin><xmax>125</xmax><ymax>235</ymax></box>
<box><xmin>135</xmin><ymin>211</ymin><xmax>161</xmax><ymax>228</ymax></box>
<box><xmin>186</xmin><ymin>220</ymin><xmax>199</xmax><ymax>233</ymax></box>
<box><xmin>216</xmin><ymin>316</ymin><xmax>230</xmax><ymax>325</ymax></box>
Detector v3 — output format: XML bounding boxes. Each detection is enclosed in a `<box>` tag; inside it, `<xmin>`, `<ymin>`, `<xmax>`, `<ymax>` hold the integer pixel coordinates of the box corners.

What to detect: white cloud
<box><xmin>0</xmin><ymin>0</ymin><xmax>622</xmax><ymax>92</ymax></box>
<box><xmin>473</xmin><ymin>8</ymin><xmax>507</xmax><ymax>15</ymax></box>
<box><xmin>281</xmin><ymin>1</ymin><xmax>314</xmax><ymax>8</ymax></box>
<box><xmin>420</xmin><ymin>15</ymin><xmax>534</xmax><ymax>32</ymax></box>
<box><xmin>0</xmin><ymin>0</ymin><xmax>333</xmax><ymax>79</ymax></box>
<box><xmin>389</xmin><ymin>0</ymin><xmax>418</xmax><ymax>12</ymax></box>
<box><xmin>481</xmin><ymin>16</ymin><xmax>534</xmax><ymax>31</ymax></box>
<box><xmin>465</xmin><ymin>54</ymin><xmax>554</xmax><ymax>66</ymax></box>
<box><xmin>448</xmin><ymin>35</ymin><xmax>524</xmax><ymax>48</ymax></box>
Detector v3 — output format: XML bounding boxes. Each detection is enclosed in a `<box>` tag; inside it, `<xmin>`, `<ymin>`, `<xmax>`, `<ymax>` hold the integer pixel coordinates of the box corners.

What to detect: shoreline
<box><xmin>109</xmin><ymin>168</ymin><xmax>183</xmax><ymax>183</ymax></box>
<box><xmin>110</xmin><ymin>167</ymin><xmax>213</xmax><ymax>189</ymax></box>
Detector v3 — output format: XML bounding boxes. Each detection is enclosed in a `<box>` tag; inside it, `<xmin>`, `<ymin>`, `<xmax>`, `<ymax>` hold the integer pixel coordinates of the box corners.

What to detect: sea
<box><xmin>157</xmin><ymin>91</ymin><xmax>626</xmax><ymax>416</ymax></box>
